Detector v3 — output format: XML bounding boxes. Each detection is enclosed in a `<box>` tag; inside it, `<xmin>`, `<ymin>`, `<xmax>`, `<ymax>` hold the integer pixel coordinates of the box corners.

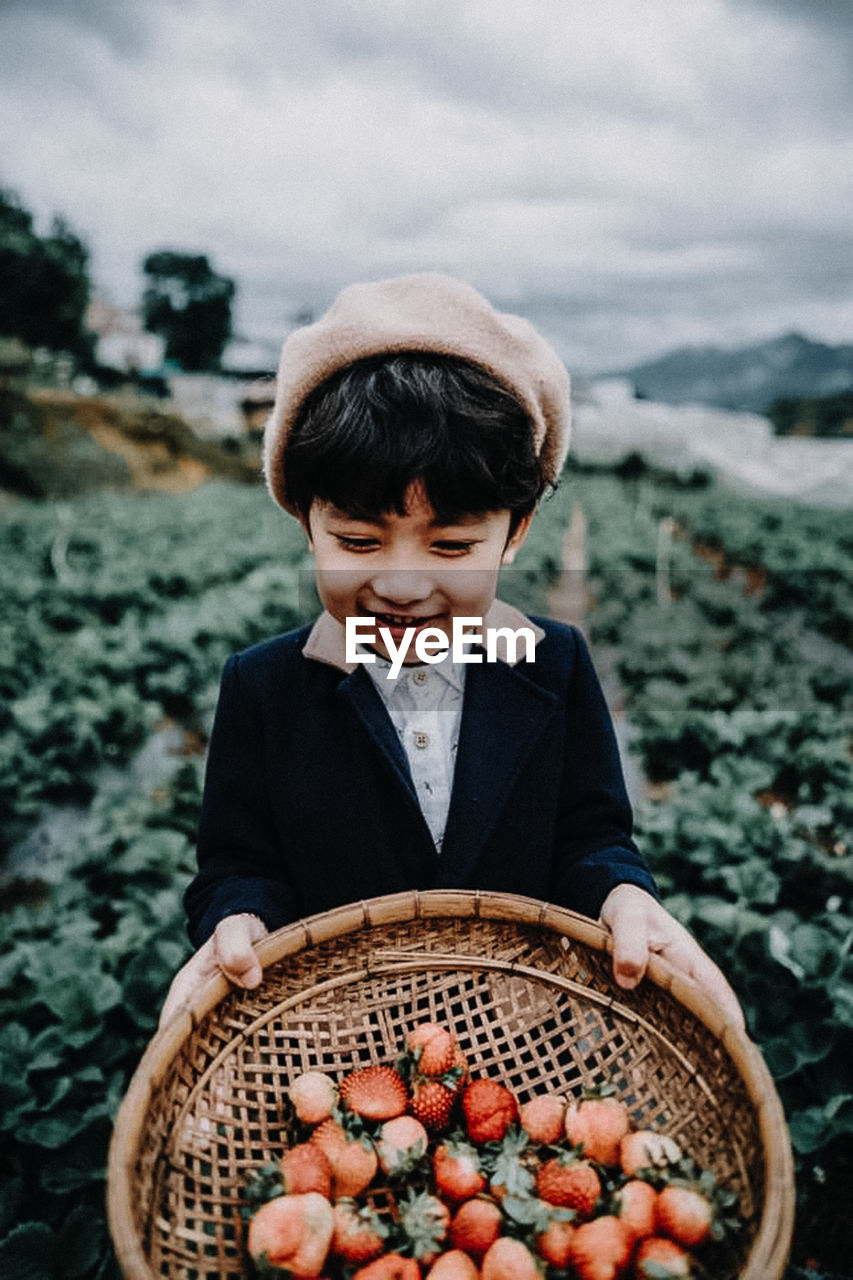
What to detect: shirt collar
<box><xmin>364</xmin><ymin>648</ymin><xmax>466</xmax><ymax>694</ymax></box>
<box><xmin>302</xmin><ymin>600</ymin><xmax>545</xmax><ymax>674</ymax></box>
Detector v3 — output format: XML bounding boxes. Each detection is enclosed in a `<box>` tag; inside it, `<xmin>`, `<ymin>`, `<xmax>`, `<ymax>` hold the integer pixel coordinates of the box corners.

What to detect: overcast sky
<box><xmin>1</xmin><ymin>0</ymin><xmax>851</xmax><ymax>371</ymax></box>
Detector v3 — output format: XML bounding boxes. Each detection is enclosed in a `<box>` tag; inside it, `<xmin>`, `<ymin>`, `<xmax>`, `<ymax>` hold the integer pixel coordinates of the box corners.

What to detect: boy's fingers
<box><xmin>613</xmin><ymin>949</ymin><xmax>646</xmax><ymax>988</ymax></box>
<box><xmin>159</xmin><ymin>916</ymin><xmax>270</xmax><ymax>1028</ymax></box>
<box><xmin>650</xmin><ymin>923</ymin><xmax>747</xmax><ymax>1031</ymax></box>
<box><xmin>611</xmin><ymin>927</ymin><xmax>649</xmax><ymax>989</ymax></box>
<box><xmin>160</xmin><ymin>970</ymin><xmax>196</xmax><ymax>1026</ymax></box>
<box><xmin>159</xmin><ymin>942</ymin><xmax>215</xmax><ymax>1026</ymax></box>
<box><xmin>214</xmin><ymin>915</ymin><xmax>266</xmax><ymax>988</ymax></box>
<box><xmin>601</xmin><ymin>890</ymin><xmax>650</xmax><ymax>989</ymax></box>
<box><xmin>681</xmin><ymin>947</ymin><xmax>746</xmax><ymax>1031</ymax></box>
<box><xmin>600</xmin><ymin>887</ymin><xmax>746</xmax><ymax>1030</ymax></box>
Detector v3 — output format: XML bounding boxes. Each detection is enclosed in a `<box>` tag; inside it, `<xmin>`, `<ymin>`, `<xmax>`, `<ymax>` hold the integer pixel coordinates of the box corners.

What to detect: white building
<box><xmin>86</xmin><ymin>299</ymin><xmax>165</xmax><ymax>373</ymax></box>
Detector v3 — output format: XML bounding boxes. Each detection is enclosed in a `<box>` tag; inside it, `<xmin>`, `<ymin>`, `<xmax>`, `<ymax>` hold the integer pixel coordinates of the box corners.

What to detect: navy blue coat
<box><xmin>184</xmin><ymin>615</ymin><xmax>658</xmax><ymax>947</ymax></box>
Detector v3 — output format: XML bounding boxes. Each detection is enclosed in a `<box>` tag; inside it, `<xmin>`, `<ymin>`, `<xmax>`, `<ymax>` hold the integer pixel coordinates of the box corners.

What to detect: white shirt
<box><xmin>363</xmin><ymin>655</ymin><xmax>466</xmax><ymax>855</ymax></box>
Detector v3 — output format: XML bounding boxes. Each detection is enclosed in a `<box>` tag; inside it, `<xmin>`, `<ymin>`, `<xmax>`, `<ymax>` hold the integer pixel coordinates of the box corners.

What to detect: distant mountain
<box><xmin>610</xmin><ymin>333</ymin><xmax>853</xmax><ymax>414</ymax></box>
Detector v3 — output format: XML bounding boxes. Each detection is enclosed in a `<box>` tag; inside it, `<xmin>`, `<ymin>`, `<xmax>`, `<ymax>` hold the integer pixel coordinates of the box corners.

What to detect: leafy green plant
<box><xmin>569</xmin><ymin>464</ymin><xmax>852</xmax><ymax>1276</ymax></box>
<box><xmin>1</xmin><ymin>467</ymin><xmax>851</xmax><ymax>1277</ymax></box>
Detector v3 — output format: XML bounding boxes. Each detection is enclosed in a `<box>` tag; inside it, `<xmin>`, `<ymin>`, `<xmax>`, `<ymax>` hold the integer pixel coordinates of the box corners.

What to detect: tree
<box><xmin>0</xmin><ymin>188</ymin><xmax>93</xmax><ymax>357</ymax></box>
<box><xmin>141</xmin><ymin>251</ymin><xmax>236</xmax><ymax>372</ymax></box>
<box><xmin>767</xmin><ymin>391</ymin><xmax>853</xmax><ymax>438</ymax></box>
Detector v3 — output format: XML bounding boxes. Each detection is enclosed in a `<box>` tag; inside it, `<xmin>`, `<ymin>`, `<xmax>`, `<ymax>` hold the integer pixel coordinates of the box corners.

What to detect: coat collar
<box><xmin>302</xmin><ymin>600</ymin><xmax>546</xmax><ymax>672</ymax></box>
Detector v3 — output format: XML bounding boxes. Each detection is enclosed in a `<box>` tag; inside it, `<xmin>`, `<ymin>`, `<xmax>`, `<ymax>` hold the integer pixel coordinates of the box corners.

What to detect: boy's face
<box><xmin>302</xmin><ymin>482</ymin><xmax>533</xmax><ymax>665</ymax></box>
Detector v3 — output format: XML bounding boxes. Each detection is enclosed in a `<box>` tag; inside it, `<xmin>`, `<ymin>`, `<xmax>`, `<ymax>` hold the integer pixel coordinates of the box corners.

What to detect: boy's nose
<box><xmin>370</xmin><ymin>568</ymin><xmax>434</xmax><ymax>606</ymax></box>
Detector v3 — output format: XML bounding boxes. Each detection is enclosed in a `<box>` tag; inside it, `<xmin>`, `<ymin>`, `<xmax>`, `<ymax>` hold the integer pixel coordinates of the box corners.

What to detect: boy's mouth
<box><xmin>373</xmin><ymin>611</ymin><xmax>438</xmax><ymax>628</ymax></box>
<box><xmin>369</xmin><ymin>611</ymin><xmax>444</xmax><ymax>642</ymax></box>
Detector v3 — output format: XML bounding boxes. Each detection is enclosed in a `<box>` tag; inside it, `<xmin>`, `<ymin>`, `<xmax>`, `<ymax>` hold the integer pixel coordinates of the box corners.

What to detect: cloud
<box><xmin>0</xmin><ymin>0</ymin><xmax>167</xmax><ymax>56</ymax></box>
<box><xmin>741</xmin><ymin>0</ymin><xmax>853</xmax><ymax>38</ymax></box>
<box><xmin>0</xmin><ymin>0</ymin><xmax>850</xmax><ymax>368</ymax></box>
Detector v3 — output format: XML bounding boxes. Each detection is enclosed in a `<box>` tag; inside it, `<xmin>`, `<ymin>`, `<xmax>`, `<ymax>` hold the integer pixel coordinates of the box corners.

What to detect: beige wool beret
<box><xmin>263</xmin><ymin>272</ymin><xmax>571</xmax><ymax>514</ymax></box>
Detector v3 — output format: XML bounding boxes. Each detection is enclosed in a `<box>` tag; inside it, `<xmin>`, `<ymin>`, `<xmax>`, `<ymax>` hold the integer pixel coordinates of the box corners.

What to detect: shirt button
<box><xmin>413</xmin><ymin>731</ymin><xmax>430</xmax><ymax>749</ymax></box>
<box><xmin>413</xmin><ymin>669</ymin><xmax>428</xmax><ymax>685</ymax></box>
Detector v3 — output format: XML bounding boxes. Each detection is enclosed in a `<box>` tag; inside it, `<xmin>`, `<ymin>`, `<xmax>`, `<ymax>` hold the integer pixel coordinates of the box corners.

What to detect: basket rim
<box><xmin>107</xmin><ymin>889</ymin><xmax>794</xmax><ymax>1280</ymax></box>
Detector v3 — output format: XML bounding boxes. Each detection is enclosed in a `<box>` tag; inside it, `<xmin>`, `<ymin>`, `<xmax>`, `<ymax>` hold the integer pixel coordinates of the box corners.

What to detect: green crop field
<box><xmin>0</xmin><ymin>468</ymin><xmax>850</xmax><ymax>1279</ymax></box>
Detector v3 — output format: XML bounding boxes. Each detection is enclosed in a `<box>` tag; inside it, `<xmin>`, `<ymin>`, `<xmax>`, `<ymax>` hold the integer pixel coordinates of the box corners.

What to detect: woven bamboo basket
<box><xmin>108</xmin><ymin>890</ymin><xmax>794</xmax><ymax>1280</ymax></box>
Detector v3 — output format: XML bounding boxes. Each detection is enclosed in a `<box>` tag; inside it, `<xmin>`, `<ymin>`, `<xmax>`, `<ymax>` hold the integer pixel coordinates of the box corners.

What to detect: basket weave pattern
<box><xmin>108</xmin><ymin>892</ymin><xmax>793</xmax><ymax>1280</ymax></box>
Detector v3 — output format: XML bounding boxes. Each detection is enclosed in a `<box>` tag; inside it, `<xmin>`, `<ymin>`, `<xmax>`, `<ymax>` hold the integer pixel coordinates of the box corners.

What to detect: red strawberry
<box><xmin>620</xmin><ymin>1130</ymin><xmax>682</xmax><ymax>1178</ymax></box>
<box><xmin>331</xmin><ymin>1138</ymin><xmax>379</xmax><ymax>1198</ymax></box>
<box><xmin>288</xmin><ymin>1070</ymin><xmax>338</xmax><ymax>1125</ymax></box>
<box><xmin>449</xmin><ymin>1195</ymin><xmax>502</xmax><ymax>1262</ymax></box>
<box><xmin>534</xmin><ymin>1213</ymin><xmax>576</xmax><ymax>1268</ymax></box>
<box><xmin>536</xmin><ymin>1153</ymin><xmax>601</xmax><ymax>1218</ymax></box>
<box><xmin>339</xmin><ymin>1065</ymin><xmax>408</xmax><ymax>1121</ymax></box>
<box><xmin>462</xmin><ymin>1078</ymin><xmax>519</xmax><ymax>1144</ymax></box>
<box><xmin>311</xmin><ymin>1119</ymin><xmax>378</xmax><ymax>1197</ymax></box>
<box><xmin>565</xmin><ymin>1088</ymin><xmax>630</xmax><ymax>1166</ymax></box>
<box><xmin>425</xmin><ymin>1249</ymin><xmax>481</xmax><ymax>1280</ymax></box>
<box><xmin>655</xmin><ymin>1185</ymin><xmax>712</xmax><ymax>1248</ymax></box>
<box><xmin>406</xmin><ymin>1022</ymin><xmax>456</xmax><ymax>1076</ymax></box>
<box><xmin>376</xmin><ymin>1115</ymin><xmax>429</xmax><ymax>1177</ymax></box>
<box><xmin>351</xmin><ymin>1254</ymin><xmax>421</xmax><ymax>1280</ymax></box>
<box><xmin>247</xmin><ymin>1192</ymin><xmax>333</xmax><ymax>1277</ymax></box>
<box><xmin>397</xmin><ymin>1190</ymin><xmax>451</xmax><ymax>1265</ymax></box>
<box><xmin>308</xmin><ymin>1116</ymin><xmax>342</xmax><ymax>1156</ymax></box>
<box><xmin>519</xmin><ymin>1093</ymin><xmax>566</xmax><ymax>1145</ymax></box>
<box><xmin>481</xmin><ymin>1236</ymin><xmax>542</xmax><ymax>1280</ymax></box>
<box><xmin>410</xmin><ymin>1078</ymin><xmax>457</xmax><ymax>1133</ymax></box>
<box><xmin>567</xmin><ymin>1215</ymin><xmax>632</xmax><ymax>1280</ymax></box>
<box><xmin>433</xmin><ymin>1139</ymin><xmax>486</xmax><ymax>1203</ymax></box>
<box><xmin>330</xmin><ymin>1199</ymin><xmax>387</xmax><ymax>1264</ymax></box>
<box><xmin>634</xmin><ymin>1236</ymin><xmax>692</xmax><ymax>1277</ymax></box>
<box><xmin>279</xmin><ymin>1143</ymin><xmax>333</xmax><ymax>1197</ymax></box>
<box><xmin>617</xmin><ymin>1178</ymin><xmax>657</xmax><ymax>1241</ymax></box>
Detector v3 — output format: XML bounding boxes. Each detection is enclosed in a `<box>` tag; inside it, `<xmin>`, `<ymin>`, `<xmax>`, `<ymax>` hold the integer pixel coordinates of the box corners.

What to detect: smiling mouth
<box><xmin>372</xmin><ymin>611</ymin><xmax>440</xmax><ymax>628</ymax></box>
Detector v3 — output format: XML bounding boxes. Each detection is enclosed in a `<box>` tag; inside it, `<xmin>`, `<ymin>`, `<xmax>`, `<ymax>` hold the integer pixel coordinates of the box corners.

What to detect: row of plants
<box><xmin>0</xmin><ymin>484</ymin><xmax>315</xmax><ymax>840</ymax></box>
<box><xmin>651</xmin><ymin>480</ymin><xmax>853</xmax><ymax>647</ymax></box>
<box><xmin>1</xmin><ymin>466</ymin><xmax>850</xmax><ymax>1277</ymax></box>
<box><xmin>565</xmin><ymin>464</ymin><xmax>852</xmax><ymax>1277</ymax></box>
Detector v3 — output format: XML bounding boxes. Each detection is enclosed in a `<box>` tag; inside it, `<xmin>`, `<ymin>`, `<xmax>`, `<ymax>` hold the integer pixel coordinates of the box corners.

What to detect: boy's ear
<box><xmin>501</xmin><ymin>509</ymin><xmax>535</xmax><ymax>565</ymax></box>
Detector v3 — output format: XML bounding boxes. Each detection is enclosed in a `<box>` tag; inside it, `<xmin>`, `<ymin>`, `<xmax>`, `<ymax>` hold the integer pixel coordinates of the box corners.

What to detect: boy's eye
<box><xmin>433</xmin><ymin>540</ymin><xmax>478</xmax><ymax>554</ymax></box>
<box><xmin>335</xmin><ymin>536</ymin><xmax>379</xmax><ymax>551</ymax></box>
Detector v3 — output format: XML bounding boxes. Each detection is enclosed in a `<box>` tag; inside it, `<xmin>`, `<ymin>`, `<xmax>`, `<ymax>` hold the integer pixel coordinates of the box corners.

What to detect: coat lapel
<box><xmin>334</xmin><ymin>666</ymin><xmax>421</xmax><ymax>808</ymax></box>
<box><xmin>438</xmin><ymin>656</ymin><xmax>560</xmax><ymax>885</ymax></box>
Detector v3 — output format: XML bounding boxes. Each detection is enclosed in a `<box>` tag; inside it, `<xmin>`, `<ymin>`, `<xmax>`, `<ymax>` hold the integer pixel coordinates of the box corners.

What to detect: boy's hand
<box><xmin>599</xmin><ymin>884</ymin><xmax>745</xmax><ymax>1031</ymax></box>
<box><xmin>159</xmin><ymin>913</ymin><xmax>269</xmax><ymax>1028</ymax></box>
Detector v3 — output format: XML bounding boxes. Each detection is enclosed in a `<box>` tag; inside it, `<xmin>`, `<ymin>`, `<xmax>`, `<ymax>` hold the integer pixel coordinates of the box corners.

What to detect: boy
<box><xmin>160</xmin><ymin>274</ymin><xmax>742</xmax><ymax>1028</ymax></box>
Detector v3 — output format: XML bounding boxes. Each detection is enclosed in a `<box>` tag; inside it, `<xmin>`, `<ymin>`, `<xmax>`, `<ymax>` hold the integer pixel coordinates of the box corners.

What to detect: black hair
<box><xmin>281</xmin><ymin>354</ymin><xmax>548</xmax><ymax>535</ymax></box>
